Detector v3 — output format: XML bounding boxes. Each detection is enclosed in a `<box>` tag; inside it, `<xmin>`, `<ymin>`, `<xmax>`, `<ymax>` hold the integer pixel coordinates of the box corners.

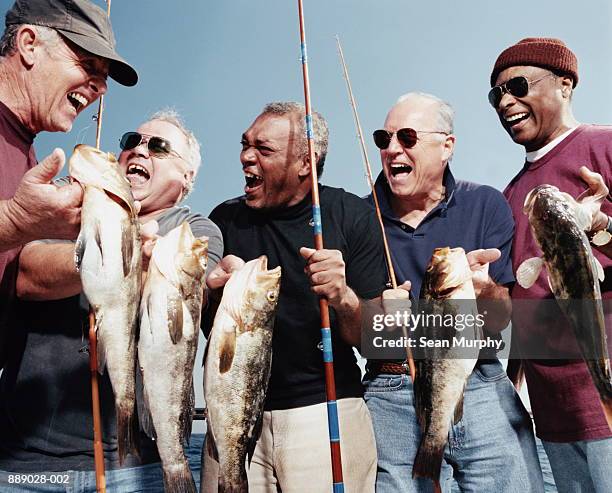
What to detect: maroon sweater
<box><xmin>0</xmin><ymin>101</ymin><xmax>37</xmax><ymax>331</ymax></box>
<box><xmin>504</xmin><ymin>124</ymin><xmax>612</xmax><ymax>442</ymax></box>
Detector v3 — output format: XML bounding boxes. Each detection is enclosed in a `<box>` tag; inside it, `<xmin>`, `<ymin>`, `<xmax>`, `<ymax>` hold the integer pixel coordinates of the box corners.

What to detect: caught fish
<box><xmin>517</xmin><ymin>184</ymin><xmax>612</xmax><ymax>428</ymax></box>
<box><xmin>138</xmin><ymin>222</ymin><xmax>208</xmax><ymax>493</ymax></box>
<box><xmin>203</xmin><ymin>256</ymin><xmax>281</xmax><ymax>493</ymax></box>
<box><xmin>413</xmin><ymin>247</ymin><xmax>481</xmax><ymax>485</ymax></box>
<box><xmin>69</xmin><ymin>144</ymin><xmax>141</xmax><ymax>463</ymax></box>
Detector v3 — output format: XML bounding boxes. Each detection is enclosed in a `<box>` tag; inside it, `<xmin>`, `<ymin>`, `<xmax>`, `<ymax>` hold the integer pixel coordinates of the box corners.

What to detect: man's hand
<box><xmin>206</xmin><ymin>255</ymin><xmax>245</xmax><ymax>291</ymax></box>
<box><xmin>577</xmin><ymin>166</ymin><xmax>609</xmax><ymax>232</ymax></box>
<box><xmin>300</xmin><ymin>247</ymin><xmax>353</xmax><ymax>308</ymax></box>
<box><xmin>2</xmin><ymin>149</ymin><xmax>82</xmax><ymax>248</ymax></box>
<box><xmin>466</xmin><ymin>248</ymin><xmax>500</xmax><ymax>297</ymax></box>
<box><xmin>140</xmin><ymin>219</ymin><xmax>159</xmax><ymax>272</ymax></box>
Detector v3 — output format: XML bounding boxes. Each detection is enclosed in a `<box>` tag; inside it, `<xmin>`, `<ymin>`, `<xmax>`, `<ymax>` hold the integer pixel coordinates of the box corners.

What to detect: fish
<box><xmin>138</xmin><ymin>222</ymin><xmax>208</xmax><ymax>493</ymax></box>
<box><xmin>69</xmin><ymin>144</ymin><xmax>142</xmax><ymax>463</ymax></box>
<box><xmin>412</xmin><ymin>247</ymin><xmax>481</xmax><ymax>486</ymax></box>
<box><xmin>517</xmin><ymin>184</ymin><xmax>612</xmax><ymax>429</ymax></box>
<box><xmin>203</xmin><ymin>256</ymin><xmax>281</xmax><ymax>493</ymax></box>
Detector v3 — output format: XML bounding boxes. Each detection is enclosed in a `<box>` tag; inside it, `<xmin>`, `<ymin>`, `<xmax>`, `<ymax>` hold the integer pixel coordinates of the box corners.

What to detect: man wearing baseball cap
<box><xmin>490</xmin><ymin>37</ymin><xmax>612</xmax><ymax>492</ymax></box>
<box><xmin>0</xmin><ymin>0</ymin><xmax>137</xmax><ymax>368</ymax></box>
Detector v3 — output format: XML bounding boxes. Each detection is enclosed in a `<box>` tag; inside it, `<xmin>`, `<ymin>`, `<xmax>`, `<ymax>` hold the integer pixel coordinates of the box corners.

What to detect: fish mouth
<box><xmin>67</xmin><ymin>91</ymin><xmax>89</xmax><ymax>113</ymax></box>
<box><xmin>427</xmin><ymin>247</ymin><xmax>469</xmax><ymax>296</ymax></box>
<box><xmin>244</xmin><ymin>170</ymin><xmax>264</xmax><ymax>193</ymax></box>
<box><xmin>523</xmin><ymin>185</ymin><xmax>558</xmax><ymax>213</ymax></box>
<box><xmin>126</xmin><ymin>162</ymin><xmax>151</xmax><ymax>186</ymax></box>
<box><xmin>256</xmin><ymin>255</ymin><xmax>281</xmax><ymax>279</ymax></box>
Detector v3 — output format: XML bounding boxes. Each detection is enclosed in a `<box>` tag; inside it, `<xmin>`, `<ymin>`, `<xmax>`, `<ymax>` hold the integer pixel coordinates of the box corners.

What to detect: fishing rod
<box><xmin>89</xmin><ymin>1</ymin><xmax>112</xmax><ymax>491</ymax></box>
<box><xmin>296</xmin><ymin>2</ymin><xmax>344</xmax><ymax>491</ymax></box>
<box><xmin>335</xmin><ymin>36</ymin><xmax>416</xmax><ymax>381</ymax></box>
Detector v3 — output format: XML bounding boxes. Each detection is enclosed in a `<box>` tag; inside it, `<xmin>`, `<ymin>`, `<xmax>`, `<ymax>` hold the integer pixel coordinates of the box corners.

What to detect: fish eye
<box><xmin>266</xmin><ymin>291</ymin><xmax>277</xmax><ymax>302</ymax></box>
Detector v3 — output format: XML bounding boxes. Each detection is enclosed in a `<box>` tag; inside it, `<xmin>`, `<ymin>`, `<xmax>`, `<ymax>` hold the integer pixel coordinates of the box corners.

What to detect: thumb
<box><xmin>299</xmin><ymin>247</ymin><xmax>316</xmax><ymax>260</ymax></box>
<box><xmin>29</xmin><ymin>149</ymin><xmax>66</xmax><ymax>184</ymax></box>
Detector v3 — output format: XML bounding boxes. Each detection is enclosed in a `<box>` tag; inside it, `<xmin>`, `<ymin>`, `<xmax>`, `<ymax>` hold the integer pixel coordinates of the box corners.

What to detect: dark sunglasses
<box><xmin>119</xmin><ymin>132</ymin><xmax>184</xmax><ymax>160</ymax></box>
<box><xmin>488</xmin><ymin>73</ymin><xmax>555</xmax><ymax>108</ymax></box>
<box><xmin>373</xmin><ymin>128</ymin><xmax>448</xmax><ymax>150</ymax></box>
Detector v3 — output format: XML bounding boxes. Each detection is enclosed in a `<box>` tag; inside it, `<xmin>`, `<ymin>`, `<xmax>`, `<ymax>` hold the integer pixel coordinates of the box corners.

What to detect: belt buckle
<box><xmin>401</xmin><ymin>360</ymin><xmax>410</xmax><ymax>374</ymax></box>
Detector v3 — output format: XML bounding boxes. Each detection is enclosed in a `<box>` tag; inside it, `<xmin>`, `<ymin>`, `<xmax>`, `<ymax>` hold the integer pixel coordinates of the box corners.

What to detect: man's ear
<box><xmin>298</xmin><ymin>152</ymin><xmax>319</xmax><ymax>178</ymax></box>
<box><xmin>560</xmin><ymin>76</ymin><xmax>574</xmax><ymax>99</ymax></box>
<box><xmin>441</xmin><ymin>134</ymin><xmax>456</xmax><ymax>163</ymax></box>
<box><xmin>16</xmin><ymin>26</ymin><xmax>39</xmax><ymax>68</ymax></box>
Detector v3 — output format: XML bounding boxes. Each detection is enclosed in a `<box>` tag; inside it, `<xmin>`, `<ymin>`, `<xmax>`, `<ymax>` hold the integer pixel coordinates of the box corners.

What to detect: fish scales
<box><xmin>69</xmin><ymin>144</ymin><xmax>141</xmax><ymax>464</ymax></box>
<box><xmin>138</xmin><ymin>222</ymin><xmax>208</xmax><ymax>493</ymax></box>
<box><xmin>203</xmin><ymin>256</ymin><xmax>281</xmax><ymax>493</ymax></box>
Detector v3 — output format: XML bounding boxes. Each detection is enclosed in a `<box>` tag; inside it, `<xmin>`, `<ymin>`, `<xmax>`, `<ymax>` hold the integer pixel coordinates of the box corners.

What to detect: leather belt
<box><xmin>371</xmin><ymin>361</ymin><xmax>410</xmax><ymax>375</ymax></box>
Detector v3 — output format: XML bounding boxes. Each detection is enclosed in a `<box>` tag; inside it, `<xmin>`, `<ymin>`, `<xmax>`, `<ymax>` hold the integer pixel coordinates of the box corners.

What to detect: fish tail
<box><xmin>412</xmin><ymin>438</ymin><xmax>445</xmax><ymax>481</ymax></box>
<box><xmin>116</xmin><ymin>400</ymin><xmax>140</xmax><ymax>464</ymax></box>
<box><xmin>162</xmin><ymin>463</ymin><xmax>197</xmax><ymax>493</ymax></box>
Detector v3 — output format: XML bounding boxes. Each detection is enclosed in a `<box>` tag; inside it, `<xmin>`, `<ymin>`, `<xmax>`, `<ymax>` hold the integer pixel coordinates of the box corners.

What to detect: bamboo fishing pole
<box><xmin>296</xmin><ymin>1</ymin><xmax>344</xmax><ymax>491</ymax></box>
<box><xmin>335</xmin><ymin>36</ymin><xmax>416</xmax><ymax>382</ymax></box>
<box><xmin>89</xmin><ymin>1</ymin><xmax>112</xmax><ymax>491</ymax></box>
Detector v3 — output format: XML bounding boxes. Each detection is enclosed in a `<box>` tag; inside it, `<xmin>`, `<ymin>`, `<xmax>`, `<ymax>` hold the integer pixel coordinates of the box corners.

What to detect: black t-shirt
<box><xmin>209</xmin><ymin>185</ymin><xmax>388</xmax><ymax>410</ymax></box>
<box><xmin>0</xmin><ymin>206</ymin><xmax>223</xmax><ymax>472</ymax></box>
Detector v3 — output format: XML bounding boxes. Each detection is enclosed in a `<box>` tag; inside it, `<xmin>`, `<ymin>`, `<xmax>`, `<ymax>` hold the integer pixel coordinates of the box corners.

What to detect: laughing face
<box><xmin>240</xmin><ymin>112</ymin><xmax>310</xmax><ymax>210</ymax></box>
<box><xmin>380</xmin><ymin>97</ymin><xmax>454</xmax><ymax>201</ymax></box>
<box><xmin>118</xmin><ymin>120</ymin><xmax>193</xmax><ymax>217</ymax></box>
<box><xmin>493</xmin><ymin>66</ymin><xmax>569</xmax><ymax>151</ymax></box>
<box><xmin>32</xmin><ymin>34</ymin><xmax>108</xmax><ymax>133</ymax></box>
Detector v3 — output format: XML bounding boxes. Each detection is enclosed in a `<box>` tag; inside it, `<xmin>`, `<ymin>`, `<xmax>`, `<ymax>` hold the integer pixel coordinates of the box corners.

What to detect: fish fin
<box><xmin>136</xmin><ymin>364</ymin><xmax>156</xmax><ymax>440</ymax></box>
<box><xmin>205</xmin><ymin>428</ymin><xmax>219</xmax><ymax>462</ymax></box>
<box><xmin>162</xmin><ymin>463</ymin><xmax>197</xmax><ymax>493</ymax></box>
<box><xmin>74</xmin><ymin>233</ymin><xmax>85</xmax><ymax>272</ymax></box>
<box><xmin>594</xmin><ymin>257</ymin><xmax>605</xmax><ymax>283</ymax></box>
<box><xmin>516</xmin><ymin>257</ymin><xmax>545</xmax><ymax>289</ymax></box>
<box><xmin>94</xmin><ymin>223</ymin><xmax>103</xmax><ymax>267</ymax></box>
<box><xmin>453</xmin><ymin>388</ymin><xmax>466</xmax><ymax>424</ymax></box>
<box><xmin>219</xmin><ymin>328</ymin><xmax>237</xmax><ymax>374</ymax></box>
<box><xmin>116</xmin><ymin>399</ymin><xmax>140</xmax><ymax>465</ymax></box>
<box><xmin>412</xmin><ymin>438</ymin><xmax>445</xmax><ymax>481</ymax></box>
<box><xmin>180</xmin><ymin>381</ymin><xmax>195</xmax><ymax>445</ymax></box>
<box><xmin>247</xmin><ymin>413</ymin><xmax>264</xmax><ymax>466</ymax></box>
<box><xmin>167</xmin><ymin>293</ymin><xmax>184</xmax><ymax>344</ymax></box>
<box><xmin>573</xmin><ymin>203</ymin><xmax>594</xmax><ymax>231</ymax></box>
<box><xmin>120</xmin><ymin>224</ymin><xmax>134</xmax><ymax>277</ymax></box>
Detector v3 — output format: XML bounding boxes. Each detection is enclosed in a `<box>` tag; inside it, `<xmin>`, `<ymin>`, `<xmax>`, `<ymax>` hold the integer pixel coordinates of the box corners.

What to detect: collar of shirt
<box><xmin>525</xmin><ymin>125</ymin><xmax>579</xmax><ymax>163</ymax></box>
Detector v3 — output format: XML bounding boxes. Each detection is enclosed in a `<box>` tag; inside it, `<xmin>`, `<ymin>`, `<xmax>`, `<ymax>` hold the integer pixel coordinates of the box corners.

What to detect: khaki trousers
<box><xmin>201</xmin><ymin>397</ymin><xmax>377</xmax><ymax>492</ymax></box>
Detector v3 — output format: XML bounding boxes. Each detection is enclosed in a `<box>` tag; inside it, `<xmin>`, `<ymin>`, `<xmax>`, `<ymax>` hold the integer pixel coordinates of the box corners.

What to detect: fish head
<box><xmin>69</xmin><ymin>144</ymin><xmax>136</xmax><ymax>216</ymax></box>
<box><xmin>523</xmin><ymin>184</ymin><xmax>590</xmax><ymax>230</ymax></box>
<box><xmin>223</xmin><ymin>256</ymin><xmax>281</xmax><ymax>325</ymax></box>
<box><xmin>422</xmin><ymin>247</ymin><xmax>472</xmax><ymax>299</ymax></box>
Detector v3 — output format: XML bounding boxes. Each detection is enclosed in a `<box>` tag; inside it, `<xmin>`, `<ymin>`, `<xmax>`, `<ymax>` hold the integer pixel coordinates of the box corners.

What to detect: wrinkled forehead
<box><xmin>384</xmin><ymin>98</ymin><xmax>438</xmax><ymax>131</ymax></box>
<box><xmin>493</xmin><ymin>65</ymin><xmax>551</xmax><ymax>86</ymax></box>
<box><xmin>137</xmin><ymin>120</ymin><xmax>189</xmax><ymax>157</ymax></box>
<box><xmin>246</xmin><ymin>113</ymin><xmax>301</xmax><ymax>143</ymax></box>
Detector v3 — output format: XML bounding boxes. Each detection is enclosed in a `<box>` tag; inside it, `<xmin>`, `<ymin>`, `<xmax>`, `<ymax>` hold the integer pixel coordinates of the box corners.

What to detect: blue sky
<box><xmin>8</xmin><ymin>0</ymin><xmax>609</xmax><ymax>216</ymax></box>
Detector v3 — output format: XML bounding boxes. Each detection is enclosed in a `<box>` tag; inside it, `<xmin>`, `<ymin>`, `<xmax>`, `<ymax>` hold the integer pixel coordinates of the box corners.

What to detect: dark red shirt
<box><xmin>504</xmin><ymin>124</ymin><xmax>612</xmax><ymax>442</ymax></box>
<box><xmin>0</xmin><ymin>101</ymin><xmax>37</xmax><ymax>336</ymax></box>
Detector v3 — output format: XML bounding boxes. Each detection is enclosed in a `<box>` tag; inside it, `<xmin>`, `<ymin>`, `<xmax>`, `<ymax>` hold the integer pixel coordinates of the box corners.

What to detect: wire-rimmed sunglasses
<box><xmin>488</xmin><ymin>73</ymin><xmax>556</xmax><ymax>108</ymax></box>
<box><xmin>373</xmin><ymin>128</ymin><xmax>449</xmax><ymax>150</ymax></box>
<box><xmin>119</xmin><ymin>132</ymin><xmax>185</xmax><ymax>160</ymax></box>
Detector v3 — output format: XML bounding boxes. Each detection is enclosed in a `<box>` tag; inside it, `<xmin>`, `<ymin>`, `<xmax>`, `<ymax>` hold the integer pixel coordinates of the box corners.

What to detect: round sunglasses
<box><xmin>488</xmin><ymin>73</ymin><xmax>556</xmax><ymax>108</ymax></box>
<box><xmin>119</xmin><ymin>132</ymin><xmax>185</xmax><ymax>160</ymax></box>
<box><xmin>373</xmin><ymin>128</ymin><xmax>448</xmax><ymax>150</ymax></box>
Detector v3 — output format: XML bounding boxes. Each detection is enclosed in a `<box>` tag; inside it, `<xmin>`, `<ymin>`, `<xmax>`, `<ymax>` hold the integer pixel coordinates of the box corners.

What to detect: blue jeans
<box><xmin>364</xmin><ymin>360</ymin><xmax>545</xmax><ymax>493</ymax></box>
<box><xmin>542</xmin><ymin>437</ymin><xmax>612</xmax><ymax>493</ymax></box>
<box><xmin>0</xmin><ymin>463</ymin><xmax>168</xmax><ymax>493</ymax></box>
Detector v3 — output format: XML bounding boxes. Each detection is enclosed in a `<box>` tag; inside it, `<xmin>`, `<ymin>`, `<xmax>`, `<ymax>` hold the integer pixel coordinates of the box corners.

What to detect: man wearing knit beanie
<box><xmin>490</xmin><ymin>38</ymin><xmax>612</xmax><ymax>493</ymax></box>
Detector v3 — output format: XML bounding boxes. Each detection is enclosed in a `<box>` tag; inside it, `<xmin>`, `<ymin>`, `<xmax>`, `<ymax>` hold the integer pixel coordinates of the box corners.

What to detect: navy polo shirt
<box><xmin>366</xmin><ymin>168</ymin><xmax>515</xmax><ymax>297</ymax></box>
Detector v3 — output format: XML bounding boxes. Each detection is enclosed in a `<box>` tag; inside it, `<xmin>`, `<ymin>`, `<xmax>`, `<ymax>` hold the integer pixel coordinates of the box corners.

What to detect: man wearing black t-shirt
<box><xmin>201</xmin><ymin>102</ymin><xmax>388</xmax><ymax>492</ymax></box>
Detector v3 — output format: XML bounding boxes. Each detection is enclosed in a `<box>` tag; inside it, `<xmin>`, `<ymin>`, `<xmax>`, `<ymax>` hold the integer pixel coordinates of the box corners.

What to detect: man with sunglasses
<box><xmin>490</xmin><ymin>37</ymin><xmax>612</xmax><ymax>492</ymax></box>
<box><xmin>0</xmin><ymin>0</ymin><xmax>137</xmax><ymax>371</ymax></box>
<box><xmin>201</xmin><ymin>101</ymin><xmax>386</xmax><ymax>492</ymax></box>
<box><xmin>0</xmin><ymin>110</ymin><xmax>223</xmax><ymax>492</ymax></box>
<box><xmin>363</xmin><ymin>92</ymin><xmax>544</xmax><ymax>492</ymax></box>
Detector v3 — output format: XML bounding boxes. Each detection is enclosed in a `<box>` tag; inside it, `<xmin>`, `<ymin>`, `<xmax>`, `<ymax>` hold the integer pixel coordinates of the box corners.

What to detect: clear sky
<box><xmin>3</xmin><ymin>0</ymin><xmax>611</xmax><ymax>430</ymax></box>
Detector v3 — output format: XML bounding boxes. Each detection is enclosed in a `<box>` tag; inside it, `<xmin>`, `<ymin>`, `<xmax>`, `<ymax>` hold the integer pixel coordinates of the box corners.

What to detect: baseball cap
<box><xmin>5</xmin><ymin>0</ymin><xmax>137</xmax><ymax>86</ymax></box>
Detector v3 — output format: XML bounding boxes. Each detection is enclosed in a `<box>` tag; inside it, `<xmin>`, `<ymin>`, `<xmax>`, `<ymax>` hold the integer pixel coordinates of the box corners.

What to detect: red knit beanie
<box><xmin>490</xmin><ymin>37</ymin><xmax>578</xmax><ymax>88</ymax></box>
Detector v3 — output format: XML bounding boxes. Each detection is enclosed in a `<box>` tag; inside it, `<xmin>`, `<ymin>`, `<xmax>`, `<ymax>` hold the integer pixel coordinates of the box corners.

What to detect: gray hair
<box><xmin>146</xmin><ymin>109</ymin><xmax>202</xmax><ymax>199</ymax></box>
<box><xmin>0</xmin><ymin>24</ymin><xmax>62</xmax><ymax>58</ymax></box>
<box><xmin>261</xmin><ymin>101</ymin><xmax>329</xmax><ymax>176</ymax></box>
<box><xmin>396</xmin><ymin>92</ymin><xmax>455</xmax><ymax>134</ymax></box>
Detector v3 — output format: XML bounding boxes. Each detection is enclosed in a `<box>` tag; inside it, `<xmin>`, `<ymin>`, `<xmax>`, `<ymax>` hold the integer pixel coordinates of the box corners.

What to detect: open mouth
<box><xmin>389</xmin><ymin>163</ymin><xmax>413</xmax><ymax>177</ymax></box>
<box><xmin>126</xmin><ymin>163</ymin><xmax>151</xmax><ymax>186</ymax></box>
<box><xmin>504</xmin><ymin>112</ymin><xmax>529</xmax><ymax>127</ymax></box>
<box><xmin>244</xmin><ymin>171</ymin><xmax>263</xmax><ymax>191</ymax></box>
<box><xmin>67</xmin><ymin>92</ymin><xmax>88</xmax><ymax>112</ymax></box>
